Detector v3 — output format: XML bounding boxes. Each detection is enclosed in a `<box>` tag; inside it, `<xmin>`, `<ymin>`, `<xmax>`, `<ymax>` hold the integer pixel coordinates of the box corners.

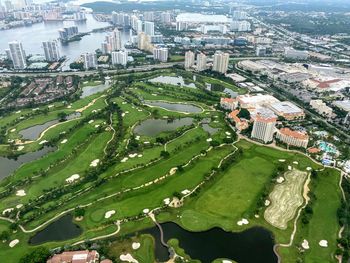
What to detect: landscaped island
<box><xmin>0</xmin><ymin>69</ymin><xmax>345</xmax><ymax>263</ymax></box>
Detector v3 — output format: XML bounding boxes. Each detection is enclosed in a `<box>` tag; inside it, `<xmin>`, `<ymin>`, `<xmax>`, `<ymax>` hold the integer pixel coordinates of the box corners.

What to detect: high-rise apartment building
<box><xmin>153</xmin><ymin>46</ymin><xmax>168</xmax><ymax>62</ymax></box>
<box><xmin>184</xmin><ymin>50</ymin><xmax>195</xmax><ymax>70</ymax></box>
<box><xmin>42</xmin><ymin>40</ymin><xmax>60</xmax><ymax>62</ymax></box>
<box><xmin>8</xmin><ymin>41</ymin><xmax>27</xmax><ymax>69</ymax></box>
<box><xmin>111</xmin><ymin>50</ymin><xmax>128</xmax><ymax>66</ymax></box>
<box><xmin>196</xmin><ymin>53</ymin><xmax>207</xmax><ymax>71</ymax></box>
<box><xmin>160</xmin><ymin>12</ymin><xmax>171</xmax><ymax>24</ymax></box>
<box><xmin>144</xmin><ymin>11</ymin><xmax>154</xmax><ymax>21</ymax></box>
<box><xmin>212</xmin><ymin>51</ymin><xmax>229</xmax><ymax>74</ymax></box>
<box><xmin>144</xmin><ymin>21</ymin><xmax>155</xmax><ymax>36</ymax></box>
<box><xmin>83</xmin><ymin>52</ymin><xmax>97</xmax><ymax>70</ymax></box>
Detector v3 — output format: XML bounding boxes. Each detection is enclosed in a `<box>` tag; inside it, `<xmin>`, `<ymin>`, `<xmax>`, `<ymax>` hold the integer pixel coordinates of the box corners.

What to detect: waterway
<box><xmin>141</xmin><ymin>222</ymin><xmax>277</xmax><ymax>263</ymax></box>
<box><xmin>29</xmin><ymin>214</ymin><xmax>82</xmax><ymax>245</ymax></box>
<box><xmin>0</xmin><ymin>146</ymin><xmax>56</xmax><ymax>180</ymax></box>
<box><xmin>134</xmin><ymin>117</ymin><xmax>194</xmax><ymax>137</ymax></box>
<box><xmin>19</xmin><ymin>112</ymin><xmax>80</xmax><ymax>140</ymax></box>
<box><xmin>145</xmin><ymin>101</ymin><xmax>202</xmax><ymax>113</ymax></box>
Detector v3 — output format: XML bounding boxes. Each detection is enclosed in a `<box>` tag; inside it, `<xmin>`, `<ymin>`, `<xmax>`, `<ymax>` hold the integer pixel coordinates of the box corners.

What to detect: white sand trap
<box><xmin>132</xmin><ymin>242</ymin><xmax>141</xmax><ymax>250</ymax></box>
<box><xmin>61</xmin><ymin>139</ymin><xmax>68</xmax><ymax>144</ymax></box>
<box><xmin>16</xmin><ymin>110</ymin><xmax>21</xmax><ymax>114</ymax></box>
<box><xmin>104</xmin><ymin>210</ymin><xmax>116</xmax><ymax>219</ymax></box>
<box><xmin>48</xmin><ymin>105</ymin><xmax>54</xmax><ymax>108</ymax></box>
<box><xmin>151</xmin><ymin>93</ymin><xmax>158</xmax><ymax>96</ymax></box>
<box><xmin>92</xmin><ymin>110</ymin><xmax>97</xmax><ymax>113</ymax></box>
<box><xmin>122</xmin><ymin>113</ymin><xmax>126</xmax><ymax>117</ymax></box>
<box><xmin>67</xmin><ymin>105</ymin><xmax>72</xmax><ymax>109</ymax></box>
<box><xmin>94</xmin><ymin>124</ymin><xmax>100</xmax><ymax>128</ymax></box>
<box><xmin>293</xmin><ymin>161</ymin><xmax>299</xmax><ymax>165</ymax></box>
<box><xmin>306</xmin><ymin>167</ymin><xmax>312</xmax><ymax>171</ymax></box>
<box><xmin>10</xmin><ymin>128</ymin><xmax>16</xmax><ymax>132</ymax></box>
<box><xmin>169</xmin><ymin>167</ymin><xmax>177</xmax><ymax>175</ymax></box>
<box><xmin>206</xmin><ymin>138</ymin><xmax>213</xmax><ymax>142</ymax></box>
<box><xmin>254</xmin><ymin>214</ymin><xmax>260</xmax><ymax>218</ymax></box>
<box><xmin>276</xmin><ymin>177</ymin><xmax>285</xmax><ymax>183</ymax></box>
<box><xmin>66</xmin><ymin>174</ymin><xmax>80</xmax><ymax>183</ymax></box>
<box><xmin>39</xmin><ymin>140</ymin><xmax>48</xmax><ymax>145</ymax></box>
<box><xmin>2</xmin><ymin>208</ymin><xmax>14</xmax><ymax>215</ymax></box>
<box><xmin>9</xmin><ymin>239</ymin><xmax>19</xmax><ymax>248</ymax></box>
<box><xmin>144</xmin><ymin>141</ymin><xmax>150</xmax><ymax>144</ymax></box>
<box><xmin>237</xmin><ymin>218</ymin><xmax>249</xmax><ymax>226</ymax></box>
<box><xmin>279</xmin><ymin>159</ymin><xmax>286</xmax><ymax>162</ymax></box>
<box><xmin>33</xmin><ymin>108</ymin><xmax>39</xmax><ymax>111</ymax></box>
<box><xmin>163</xmin><ymin>198</ymin><xmax>171</xmax><ymax>205</ymax></box>
<box><xmin>125</xmin><ymin>111</ymin><xmax>129</xmax><ymax>114</ymax></box>
<box><xmin>121</xmin><ymin>157</ymin><xmax>128</xmax><ymax>163</ymax></box>
<box><xmin>16</xmin><ymin>204</ymin><xmax>23</xmax><ymax>209</ymax></box>
<box><xmin>288</xmin><ymin>165</ymin><xmax>292</xmax><ymax>170</ymax></box>
<box><xmin>181</xmin><ymin>189</ymin><xmax>190</xmax><ymax>195</ymax></box>
<box><xmin>302</xmin><ymin>239</ymin><xmax>310</xmax><ymax>250</ymax></box>
<box><xmin>90</xmin><ymin>159</ymin><xmax>100</xmax><ymax>167</ymax></box>
<box><xmin>222</xmin><ymin>260</ymin><xmax>232</xmax><ymax>263</ymax></box>
<box><xmin>143</xmin><ymin>208</ymin><xmax>149</xmax><ymax>214</ymax></box>
<box><xmin>138</xmin><ymin>109</ymin><xmax>142</xmax><ymax>112</ymax></box>
<box><xmin>265</xmin><ymin>200</ymin><xmax>271</xmax><ymax>206</ymax></box>
<box><xmin>319</xmin><ymin>240</ymin><xmax>328</xmax><ymax>247</ymax></box>
<box><xmin>120</xmin><ymin>253</ymin><xmax>138</xmax><ymax>263</ymax></box>
<box><xmin>16</xmin><ymin>190</ymin><xmax>26</xmax><ymax>196</ymax></box>
<box><xmin>122</xmin><ymin>102</ymin><xmax>127</xmax><ymax>104</ymax></box>
<box><xmin>129</xmin><ymin>153</ymin><xmax>138</xmax><ymax>158</ymax></box>
<box><xmin>225</xmin><ymin>132</ymin><xmax>231</xmax><ymax>135</ymax></box>
<box><xmin>17</xmin><ymin>146</ymin><xmax>24</xmax><ymax>151</ymax></box>
<box><xmin>135</xmin><ymin>136</ymin><xmax>140</xmax><ymax>140</ymax></box>
<box><xmin>214</xmin><ymin>120</ymin><xmax>219</xmax><ymax>123</ymax></box>
<box><xmin>88</xmin><ymin>120</ymin><xmax>94</xmax><ymax>124</ymax></box>
<box><xmin>60</xmin><ymin>131</ymin><xmax>66</xmax><ymax>135</ymax></box>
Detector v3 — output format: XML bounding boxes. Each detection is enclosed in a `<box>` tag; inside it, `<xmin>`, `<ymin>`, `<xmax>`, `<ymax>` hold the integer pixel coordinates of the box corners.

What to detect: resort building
<box><xmin>269</xmin><ymin>101</ymin><xmax>305</xmax><ymax>120</ymax></box>
<box><xmin>47</xmin><ymin>250</ymin><xmax>99</xmax><ymax>263</ymax></box>
<box><xmin>310</xmin><ymin>99</ymin><xmax>333</xmax><ymax>117</ymax></box>
<box><xmin>251</xmin><ymin>110</ymin><xmax>277</xmax><ymax>144</ymax></box>
<box><xmin>237</xmin><ymin>94</ymin><xmax>279</xmax><ymax>109</ymax></box>
<box><xmin>276</xmin><ymin>128</ymin><xmax>309</xmax><ymax>148</ymax></box>
<box><xmin>220</xmin><ymin>97</ymin><xmax>237</xmax><ymax>111</ymax></box>
<box><xmin>228</xmin><ymin>110</ymin><xmax>249</xmax><ymax>131</ymax></box>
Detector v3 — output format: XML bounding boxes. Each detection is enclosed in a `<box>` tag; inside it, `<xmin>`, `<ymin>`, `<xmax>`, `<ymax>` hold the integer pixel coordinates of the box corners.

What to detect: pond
<box><xmin>29</xmin><ymin>214</ymin><xmax>82</xmax><ymax>245</ymax></box>
<box><xmin>0</xmin><ymin>146</ymin><xmax>56</xmax><ymax>180</ymax></box>
<box><xmin>19</xmin><ymin>112</ymin><xmax>81</xmax><ymax>140</ymax></box>
<box><xmin>145</xmin><ymin>101</ymin><xmax>202</xmax><ymax>113</ymax></box>
<box><xmin>201</xmin><ymin>123</ymin><xmax>220</xmax><ymax>135</ymax></box>
<box><xmin>149</xmin><ymin>76</ymin><xmax>197</xmax><ymax>89</ymax></box>
<box><xmin>223</xmin><ymin>88</ymin><xmax>238</xmax><ymax>98</ymax></box>
<box><xmin>134</xmin><ymin>118</ymin><xmax>194</xmax><ymax>137</ymax></box>
<box><xmin>80</xmin><ymin>83</ymin><xmax>110</xmax><ymax>98</ymax></box>
<box><xmin>141</xmin><ymin>222</ymin><xmax>277</xmax><ymax>263</ymax></box>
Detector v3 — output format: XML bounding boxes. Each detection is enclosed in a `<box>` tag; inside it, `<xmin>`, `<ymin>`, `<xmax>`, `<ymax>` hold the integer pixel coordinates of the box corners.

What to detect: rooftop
<box><xmin>270</xmin><ymin>101</ymin><xmax>304</xmax><ymax>114</ymax></box>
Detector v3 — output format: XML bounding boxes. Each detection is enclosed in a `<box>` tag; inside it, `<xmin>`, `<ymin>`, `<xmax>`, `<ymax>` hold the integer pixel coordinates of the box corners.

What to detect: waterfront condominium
<box><xmin>184</xmin><ymin>50</ymin><xmax>195</xmax><ymax>70</ymax></box>
<box><xmin>144</xmin><ymin>21</ymin><xmax>155</xmax><ymax>36</ymax></box>
<box><xmin>251</xmin><ymin>110</ymin><xmax>277</xmax><ymax>144</ymax></box>
<box><xmin>8</xmin><ymin>41</ymin><xmax>27</xmax><ymax>69</ymax></box>
<box><xmin>82</xmin><ymin>52</ymin><xmax>97</xmax><ymax>70</ymax></box>
<box><xmin>212</xmin><ymin>51</ymin><xmax>230</xmax><ymax>74</ymax></box>
<box><xmin>42</xmin><ymin>40</ymin><xmax>61</xmax><ymax>62</ymax></box>
<box><xmin>111</xmin><ymin>50</ymin><xmax>128</xmax><ymax>66</ymax></box>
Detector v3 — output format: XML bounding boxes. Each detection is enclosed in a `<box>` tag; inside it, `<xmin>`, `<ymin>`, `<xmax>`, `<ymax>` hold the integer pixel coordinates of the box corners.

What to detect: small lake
<box><xmin>149</xmin><ymin>76</ymin><xmax>197</xmax><ymax>89</ymax></box>
<box><xmin>141</xmin><ymin>222</ymin><xmax>277</xmax><ymax>263</ymax></box>
<box><xmin>134</xmin><ymin>118</ymin><xmax>194</xmax><ymax>137</ymax></box>
<box><xmin>223</xmin><ymin>88</ymin><xmax>238</xmax><ymax>98</ymax></box>
<box><xmin>201</xmin><ymin>123</ymin><xmax>220</xmax><ymax>135</ymax></box>
<box><xmin>81</xmin><ymin>83</ymin><xmax>110</xmax><ymax>98</ymax></box>
<box><xmin>19</xmin><ymin>112</ymin><xmax>80</xmax><ymax>140</ymax></box>
<box><xmin>145</xmin><ymin>101</ymin><xmax>202</xmax><ymax>113</ymax></box>
<box><xmin>0</xmin><ymin>146</ymin><xmax>56</xmax><ymax>180</ymax></box>
<box><xmin>29</xmin><ymin>214</ymin><xmax>82</xmax><ymax>245</ymax></box>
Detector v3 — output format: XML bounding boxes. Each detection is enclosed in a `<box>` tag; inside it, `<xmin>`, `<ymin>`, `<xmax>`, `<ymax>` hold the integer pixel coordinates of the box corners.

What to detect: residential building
<box><xmin>8</xmin><ymin>41</ymin><xmax>27</xmax><ymax>69</ymax></box>
<box><xmin>184</xmin><ymin>50</ymin><xmax>195</xmax><ymax>70</ymax></box>
<box><xmin>58</xmin><ymin>26</ymin><xmax>78</xmax><ymax>41</ymax></box>
<box><xmin>144</xmin><ymin>11</ymin><xmax>154</xmax><ymax>21</ymax></box>
<box><xmin>212</xmin><ymin>51</ymin><xmax>229</xmax><ymax>74</ymax></box>
<box><xmin>251</xmin><ymin>110</ymin><xmax>277</xmax><ymax>143</ymax></box>
<box><xmin>256</xmin><ymin>46</ymin><xmax>266</xmax><ymax>57</ymax></box>
<box><xmin>111</xmin><ymin>50</ymin><xmax>128</xmax><ymax>66</ymax></box>
<box><xmin>160</xmin><ymin>12</ymin><xmax>171</xmax><ymax>24</ymax></box>
<box><xmin>153</xmin><ymin>46</ymin><xmax>168</xmax><ymax>62</ymax></box>
<box><xmin>47</xmin><ymin>250</ymin><xmax>99</xmax><ymax>263</ymax></box>
<box><xmin>196</xmin><ymin>53</ymin><xmax>207</xmax><ymax>71</ymax></box>
<box><xmin>144</xmin><ymin>21</ymin><xmax>155</xmax><ymax>36</ymax></box>
<box><xmin>138</xmin><ymin>32</ymin><xmax>153</xmax><ymax>52</ymax></box>
<box><xmin>42</xmin><ymin>40</ymin><xmax>60</xmax><ymax>62</ymax></box>
<box><xmin>82</xmin><ymin>52</ymin><xmax>97</xmax><ymax>69</ymax></box>
<box><xmin>176</xmin><ymin>21</ymin><xmax>188</xmax><ymax>31</ymax></box>
<box><xmin>276</xmin><ymin>128</ymin><xmax>309</xmax><ymax>148</ymax></box>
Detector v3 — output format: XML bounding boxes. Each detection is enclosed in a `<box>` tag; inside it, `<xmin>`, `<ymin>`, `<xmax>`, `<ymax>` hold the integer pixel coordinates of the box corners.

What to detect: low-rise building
<box><xmin>269</xmin><ymin>101</ymin><xmax>305</xmax><ymax>120</ymax></box>
<box><xmin>310</xmin><ymin>99</ymin><xmax>333</xmax><ymax>116</ymax></box>
<box><xmin>276</xmin><ymin>128</ymin><xmax>309</xmax><ymax>148</ymax></box>
<box><xmin>237</xmin><ymin>94</ymin><xmax>279</xmax><ymax>109</ymax></box>
<box><xmin>47</xmin><ymin>250</ymin><xmax>99</xmax><ymax>263</ymax></box>
<box><xmin>228</xmin><ymin>110</ymin><xmax>249</xmax><ymax>131</ymax></box>
<box><xmin>220</xmin><ymin>97</ymin><xmax>237</xmax><ymax>110</ymax></box>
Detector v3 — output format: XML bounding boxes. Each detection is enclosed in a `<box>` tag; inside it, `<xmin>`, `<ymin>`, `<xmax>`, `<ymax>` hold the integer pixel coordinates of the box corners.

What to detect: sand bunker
<box><xmin>306</xmin><ymin>167</ymin><xmax>312</xmax><ymax>171</ymax></box>
<box><xmin>16</xmin><ymin>190</ymin><xmax>26</xmax><ymax>196</ymax></box>
<box><xmin>94</xmin><ymin>124</ymin><xmax>100</xmax><ymax>128</ymax></box>
<box><xmin>169</xmin><ymin>167</ymin><xmax>177</xmax><ymax>175</ymax></box>
<box><xmin>237</xmin><ymin>218</ymin><xmax>249</xmax><ymax>226</ymax></box>
<box><xmin>17</xmin><ymin>146</ymin><xmax>24</xmax><ymax>151</ymax></box>
<box><xmin>122</xmin><ymin>113</ymin><xmax>126</xmax><ymax>117</ymax></box>
<box><xmin>265</xmin><ymin>200</ymin><xmax>270</xmax><ymax>206</ymax></box>
<box><xmin>61</xmin><ymin>139</ymin><xmax>68</xmax><ymax>144</ymax></box>
<box><xmin>163</xmin><ymin>198</ymin><xmax>171</xmax><ymax>205</ymax></box>
<box><xmin>135</xmin><ymin>136</ymin><xmax>140</xmax><ymax>140</ymax></box>
<box><xmin>90</xmin><ymin>159</ymin><xmax>100</xmax><ymax>167</ymax></box>
<box><xmin>2</xmin><ymin>208</ymin><xmax>14</xmax><ymax>215</ymax></box>
<box><xmin>132</xmin><ymin>242</ymin><xmax>140</xmax><ymax>250</ymax></box>
<box><xmin>39</xmin><ymin>140</ymin><xmax>48</xmax><ymax>145</ymax></box>
<box><xmin>143</xmin><ymin>208</ymin><xmax>150</xmax><ymax>214</ymax></box>
<box><xmin>104</xmin><ymin>210</ymin><xmax>116</xmax><ymax>219</ymax></box>
<box><xmin>288</xmin><ymin>165</ymin><xmax>292</xmax><ymax>170</ymax></box>
<box><xmin>66</xmin><ymin>174</ymin><xmax>80</xmax><ymax>183</ymax></box>
<box><xmin>222</xmin><ymin>260</ymin><xmax>232</xmax><ymax>263</ymax></box>
<box><xmin>16</xmin><ymin>204</ymin><xmax>23</xmax><ymax>209</ymax></box>
<box><xmin>121</xmin><ymin>157</ymin><xmax>128</xmax><ymax>163</ymax></box>
<box><xmin>279</xmin><ymin>159</ymin><xmax>286</xmax><ymax>162</ymax></box>
<box><xmin>206</xmin><ymin>138</ymin><xmax>212</xmax><ymax>142</ymax></box>
<box><xmin>302</xmin><ymin>239</ymin><xmax>309</xmax><ymax>250</ymax></box>
<box><xmin>88</xmin><ymin>120</ymin><xmax>94</xmax><ymax>124</ymax></box>
<box><xmin>129</xmin><ymin>153</ymin><xmax>138</xmax><ymax>158</ymax></box>
<box><xmin>181</xmin><ymin>189</ymin><xmax>191</xmax><ymax>195</ymax></box>
<box><xmin>276</xmin><ymin>177</ymin><xmax>285</xmax><ymax>183</ymax></box>
<box><xmin>120</xmin><ymin>254</ymin><xmax>138</xmax><ymax>263</ymax></box>
<box><xmin>225</xmin><ymin>132</ymin><xmax>231</xmax><ymax>135</ymax></box>
<box><xmin>319</xmin><ymin>240</ymin><xmax>328</xmax><ymax>247</ymax></box>
<box><xmin>137</xmin><ymin>154</ymin><xmax>143</xmax><ymax>158</ymax></box>
<box><xmin>293</xmin><ymin>161</ymin><xmax>299</xmax><ymax>165</ymax></box>
<box><xmin>9</xmin><ymin>239</ymin><xmax>19</xmax><ymax>248</ymax></box>
<box><xmin>10</xmin><ymin>128</ymin><xmax>16</xmax><ymax>132</ymax></box>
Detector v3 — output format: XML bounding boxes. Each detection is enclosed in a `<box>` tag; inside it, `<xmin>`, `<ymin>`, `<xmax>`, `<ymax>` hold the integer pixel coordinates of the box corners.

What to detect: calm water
<box><xmin>202</xmin><ymin>123</ymin><xmax>219</xmax><ymax>135</ymax></box>
<box><xmin>145</xmin><ymin>101</ymin><xmax>202</xmax><ymax>113</ymax></box>
<box><xmin>29</xmin><ymin>214</ymin><xmax>82</xmax><ymax>245</ymax></box>
<box><xmin>141</xmin><ymin>222</ymin><xmax>277</xmax><ymax>263</ymax></box>
<box><xmin>0</xmin><ymin>146</ymin><xmax>55</xmax><ymax>180</ymax></box>
<box><xmin>223</xmin><ymin>88</ymin><xmax>238</xmax><ymax>98</ymax></box>
<box><xmin>149</xmin><ymin>76</ymin><xmax>197</xmax><ymax>89</ymax></box>
<box><xmin>81</xmin><ymin>83</ymin><xmax>110</xmax><ymax>98</ymax></box>
<box><xmin>19</xmin><ymin>112</ymin><xmax>80</xmax><ymax>140</ymax></box>
<box><xmin>0</xmin><ymin>14</ymin><xmax>129</xmax><ymax>62</ymax></box>
<box><xmin>134</xmin><ymin>117</ymin><xmax>194</xmax><ymax>136</ymax></box>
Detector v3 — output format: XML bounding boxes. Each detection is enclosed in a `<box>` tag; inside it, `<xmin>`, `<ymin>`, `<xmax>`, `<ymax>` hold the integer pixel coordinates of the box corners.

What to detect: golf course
<box><xmin>0</xmin><ymin>68</ymin><xmax>345</xmax><ymax>263</ymax></box>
